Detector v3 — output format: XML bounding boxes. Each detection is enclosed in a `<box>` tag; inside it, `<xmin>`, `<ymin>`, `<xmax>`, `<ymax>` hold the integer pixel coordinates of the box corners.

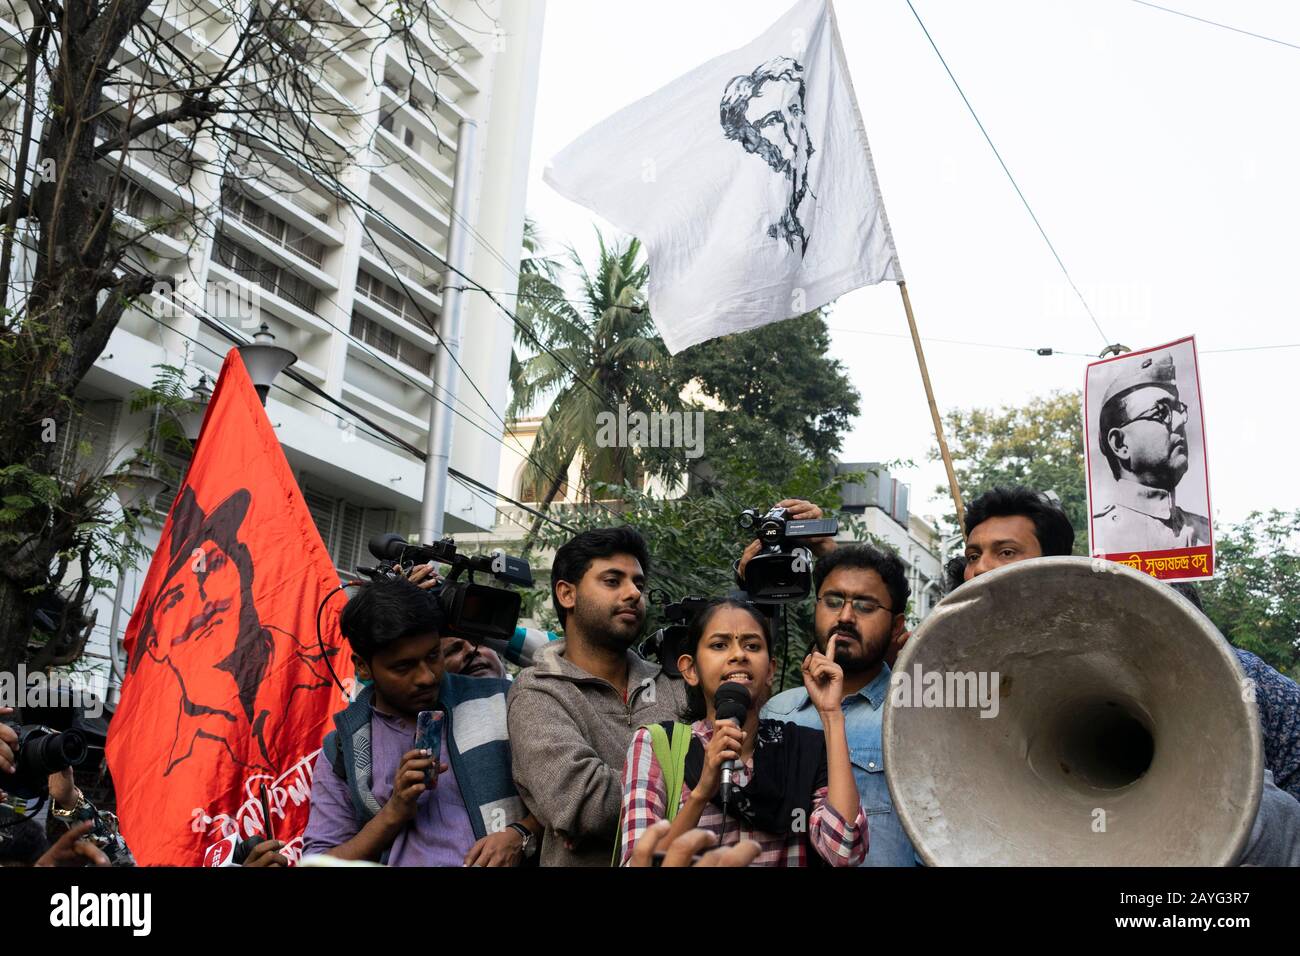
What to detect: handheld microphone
<box><xmin>714</xmin><ymin>681</ymin><xmax>752</xmax><ymax>804</ymax></box>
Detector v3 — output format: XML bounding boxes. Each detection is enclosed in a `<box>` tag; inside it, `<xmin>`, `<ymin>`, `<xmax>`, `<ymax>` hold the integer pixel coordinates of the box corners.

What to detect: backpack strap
<box><xmin>612</xmin><ymin>721</ymin><xmax>694</xmax><ymax>865</ymax></box>
<box><xmin>648</xmin><ymin>721</ymin><xmax>692</xmax><ymax>822</ymax></box>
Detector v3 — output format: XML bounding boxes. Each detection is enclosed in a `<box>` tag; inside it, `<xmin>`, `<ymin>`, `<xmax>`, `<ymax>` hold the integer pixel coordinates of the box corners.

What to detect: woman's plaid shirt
<box><xmin>618</xmin><ymin>719</ymin><xmax>867</xmax><ymax>866</ymax></box>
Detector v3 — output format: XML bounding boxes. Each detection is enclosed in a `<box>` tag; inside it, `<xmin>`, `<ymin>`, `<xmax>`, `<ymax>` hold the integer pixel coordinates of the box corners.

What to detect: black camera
<box><xmin>737</xmin><ymin>506</ymin><xmax>838</xmax><ymax>602</ymax></box>
<box><xmin>0</xmin><ymin>723</ymin><xmax>88</xmax><ymax>798</ymax></box>
<box><xmin>365</xmin><ymin>533</ymin><xmax>534</xmax><ymax>644</ymax></box>
<box><xmin>638</xmin><ymin>593</ymin><xmax>710</xmax><ymax>677</ymax></box>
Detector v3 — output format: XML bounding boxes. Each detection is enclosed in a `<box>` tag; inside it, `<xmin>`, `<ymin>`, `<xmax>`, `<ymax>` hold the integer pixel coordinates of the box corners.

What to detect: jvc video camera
<box><xmin>737</xmin><ymin>506</ymin><xmax>838</xmax><ymax>602</ymax></box>
<box><xmin>364</xmin><ymin>533</ymin><xmax>534</xmax><ymax>644</ymax></box>
<box><xmin>638</xmin><ymin>594</ymin><xmax>711</xmax><ymax>678</ymax></box>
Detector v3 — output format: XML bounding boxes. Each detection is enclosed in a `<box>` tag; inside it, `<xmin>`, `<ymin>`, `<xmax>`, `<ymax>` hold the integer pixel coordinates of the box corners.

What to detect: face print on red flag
<box><xmin>107</xmin><ymin>349</ymin><xmax>354</xmax><ymax>866</ymax></box>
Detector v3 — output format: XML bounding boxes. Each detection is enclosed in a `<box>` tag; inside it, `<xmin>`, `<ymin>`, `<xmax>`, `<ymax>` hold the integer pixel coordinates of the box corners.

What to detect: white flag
<box><xmin>544</xmin><ymin>0</ymin><xmax>902</xmax><ymax>354</ymax></box>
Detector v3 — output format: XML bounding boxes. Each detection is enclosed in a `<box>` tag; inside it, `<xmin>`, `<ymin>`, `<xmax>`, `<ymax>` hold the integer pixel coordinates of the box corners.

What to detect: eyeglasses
<box><xmin>1120</xmin><ymin>399</ymin><xmax>1188</xmax><ymax>431</ymax></box>
<box><xmin>818</xmin><ymin>593</ymin><xmax>893</xmax><ymax>616</ymax></box>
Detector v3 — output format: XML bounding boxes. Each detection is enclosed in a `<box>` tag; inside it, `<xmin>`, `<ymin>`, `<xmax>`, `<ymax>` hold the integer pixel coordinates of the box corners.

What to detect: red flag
<box><xmin>107</xmin><ymin>349</ymin><xmax>355</xmax><ymax>865</ymax></box>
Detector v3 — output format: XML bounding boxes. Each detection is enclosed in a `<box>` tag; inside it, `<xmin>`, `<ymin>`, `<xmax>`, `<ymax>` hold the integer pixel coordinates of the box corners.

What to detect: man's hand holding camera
<box><xmin>0</xmin><ymin>706</ymin><xmax>18</xmax><ymax>777</ymax></box>
<box><xmin>737</xmin><ymin>499</ymin><xmax>838</xmax><ymax>582</ymax></box>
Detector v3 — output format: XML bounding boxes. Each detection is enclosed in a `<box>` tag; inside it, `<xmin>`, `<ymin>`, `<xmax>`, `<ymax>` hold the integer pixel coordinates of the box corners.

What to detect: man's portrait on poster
<box><xmin>1088</xmin><ymin>340</ymin><xmax>1211</xmax><ymax>556</ymax></box>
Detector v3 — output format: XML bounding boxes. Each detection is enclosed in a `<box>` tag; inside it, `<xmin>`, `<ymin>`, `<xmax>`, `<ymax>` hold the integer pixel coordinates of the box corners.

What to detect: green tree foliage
<box><xmin>933</xmin><ymin>390</ymin><xmax>1087</xmax><ymax>551</ymax></box>
<box><xmin>669</xmin><ymin>311</ymin><xmax>861</xmax><ymax>488</ymax></box>
<box><xmin>1199</xmin><ymin>510</ymin><xmax>1300</xmax><ymax>680</ymax></box>
<box><xmin>510</xmin><ymin>231</ymin><xmax>686</xmax><ymax>543</ymax></box>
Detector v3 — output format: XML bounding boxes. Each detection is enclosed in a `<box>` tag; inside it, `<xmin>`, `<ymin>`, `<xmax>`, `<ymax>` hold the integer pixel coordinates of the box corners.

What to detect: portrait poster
<box><xmin>1084</xmin><ymin>335</ymin><xmax>1214</xmax><ymax>582</ymax></box>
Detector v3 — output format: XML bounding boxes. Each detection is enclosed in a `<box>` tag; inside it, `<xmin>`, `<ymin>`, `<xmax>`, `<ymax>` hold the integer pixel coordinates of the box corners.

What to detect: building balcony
<box><xmin>359</xmin><ymin>231</ymin><xmax>442</xmax><ymax>289</ymax></box>
<box><xmin>207</xmin><ymin>256</ymin><xmax>332</xmax><ymax>340</ymax></box>
<box><xmin>354</xmin><ymin>262</ymin><xmax>441</xmax><ymax>331</ymax></box>
<box><xmin>374</xmin><ymin>124</ymin><xmax>456</xmax><ymax>206</ymax></box>
<box><xmin>399</xmin><ymin>19</ymin><xmax>480</xmax><ymax>95</ymax></box>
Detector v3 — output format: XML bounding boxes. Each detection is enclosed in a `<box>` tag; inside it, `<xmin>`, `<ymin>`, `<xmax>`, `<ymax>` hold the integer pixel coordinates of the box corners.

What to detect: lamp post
<box><xmin>237</xmin><ymin>323</ymin><xmax>297</xmax><ymax>405</ymax></box>
<box><xmin>180</xmin><ymin>373</ymin><xmax>212</xmax><ymax>443</ymax></box>
<box><xmin>107</xmin><ymin>457</ymin><xmax>167</xmax><ymax>688</ymax></box>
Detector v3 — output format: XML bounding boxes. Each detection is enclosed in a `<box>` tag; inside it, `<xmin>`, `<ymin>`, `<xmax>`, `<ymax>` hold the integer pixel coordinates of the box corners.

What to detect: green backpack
<box><xmin>613</xmin><ymin>721</ymin><xmax>693</xmax><ymax>865</ymax></box>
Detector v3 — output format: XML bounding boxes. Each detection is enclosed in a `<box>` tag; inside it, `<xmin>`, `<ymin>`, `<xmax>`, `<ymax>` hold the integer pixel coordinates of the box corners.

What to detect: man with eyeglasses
<box><xmin>1094</xmin><ymin>352</ymin><xmax>1209</xmax><ymax>552</ymax></box>
<box><xmin>761</xmin><ymin>544</ymin><xmax>918</xmax><ymax>866</ymax></box>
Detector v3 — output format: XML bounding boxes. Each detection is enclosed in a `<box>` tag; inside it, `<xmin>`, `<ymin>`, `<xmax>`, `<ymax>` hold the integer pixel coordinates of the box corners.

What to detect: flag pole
<box><xmin>898</xmin><ymin>280</ymin><xmax>965</xmax><ymax>536</ymax></box>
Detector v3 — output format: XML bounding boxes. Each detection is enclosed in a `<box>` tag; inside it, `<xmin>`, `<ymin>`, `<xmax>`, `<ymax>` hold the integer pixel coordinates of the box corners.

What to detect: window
<box><xmin>303</xmin><ymin>484</ymin><xmax>394</xmax><ymax>576</ymax></box>
<box><xmin>349</xmin><ymin>311</ymin><xmax>433</xmax><ymax>374</ymax></box>
<box><xmin>54</xmin><ymin>400</ymin><xmax>120</xmax><ymax>482</ymax></box>
<box><xmin>220</xmin><ymin>180</ymin><xmax>326</xmax><ymax>266</ymax></box>
<box><xmin>213</xmin><ymin>233</ymin><xmax>319</xmax><ymax>314</ymax></box>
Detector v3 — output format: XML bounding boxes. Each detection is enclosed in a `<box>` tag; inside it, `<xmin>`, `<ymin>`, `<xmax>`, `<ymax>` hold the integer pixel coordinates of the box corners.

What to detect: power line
<box><xmin>124</xmin><ymin>272</ymin><xmax>579</xmax><ymax>534</ymax></box>
<box><xmin>179</xmin><ymin>308</ymin><xmax>577</xmax><ymax>533</ymax></box>
<box><xmin>1202</xmin><ymin>342</ymin><xmax>1300</xmax><ymax>354</ymax></box>
<box><xmin>249</xmin><ymin>132</ymin><xmax>686</xmax><ymax>521</ymax></box>
<box><xmin>903</xmin><ymin>0</ymin><xmax>1111</xmax><ymax>347</ymax></box>
<box><xmin>1128</xmin><ymin>0</ymin><xmax>1300</xmax><ymax>53</ymax></box>
<box><xmin>829</xmin><ymin>325</ymin><xmax>1095</xmax><ymax>356</ymax></box>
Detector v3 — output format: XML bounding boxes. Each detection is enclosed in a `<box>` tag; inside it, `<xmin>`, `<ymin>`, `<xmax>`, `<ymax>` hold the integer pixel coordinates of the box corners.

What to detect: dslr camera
<box><xmin>737</xmin><ymin>506</ymin><xmax>838</xmax><ymax>602</ymax></box>
<box><xmin>364</xmin><ymin>533</ymin><xmax>534</xmax><ymax>644</ymax></box>
<box><xmin>0</xmin><ymin>722</ymin><xmax>88</xmax><ymax>800</ymax></box>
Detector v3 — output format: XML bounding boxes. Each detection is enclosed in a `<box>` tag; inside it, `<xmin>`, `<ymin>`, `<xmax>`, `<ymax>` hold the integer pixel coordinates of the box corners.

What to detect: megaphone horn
<box><xmin>883</xmin><ymin>556</ymin><xmax>1262</xmax><ymax>866</ymax></box>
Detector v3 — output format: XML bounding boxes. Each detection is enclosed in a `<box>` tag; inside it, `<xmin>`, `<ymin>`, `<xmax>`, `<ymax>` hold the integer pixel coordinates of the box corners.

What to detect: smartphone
<box><xmin>415</xmin><ymin>710</ymin><xmax>444</xmax><ymax>788</ymax></box>
<box><xmin>259</xmin><ymin>783</ymin><xmax>275</xmax><ymax>842</ymax></box>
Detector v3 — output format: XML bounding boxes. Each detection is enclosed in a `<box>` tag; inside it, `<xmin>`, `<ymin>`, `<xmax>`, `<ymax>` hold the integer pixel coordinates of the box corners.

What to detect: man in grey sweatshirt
<box><xmin>507</xmin><ymin>527</ymin><xmax>687</xmax><ymax>866</ymax></box>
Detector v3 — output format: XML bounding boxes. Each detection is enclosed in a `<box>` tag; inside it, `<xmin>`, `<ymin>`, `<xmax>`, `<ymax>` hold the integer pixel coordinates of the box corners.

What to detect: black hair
<box><xmin>550</xmin><ymin>526</ymin><xmax>651</xmax><ymax>628</ymax></box>
<box><xmin>944</xmin><ymin>555</ymin><xmax>967</xmax><ymax>595</ymax></box>
<box><xmin>1169</xmin><ymin>581</ymin><xmax>1204</xmax><ymax>612</ymax></box>
<box><xmin>339</xmin><ymin>576</ymin><xmax>445</xmax><ymax>660</ymax></box>
<box><xmin>812</xmin><ymin>543</ymin><xmax>910</xmax><ymax>617</ymax></box>
<box><xmin>0</xmin><ymin>818</ymin><xmax>47</xmax><ymax>866</ymax></box>
<box><xmin>963</xmin><ymin>486</ymin><xmax>1076</xmax><ymax>557</ymax></box>
<box><xmin>678</xmin><ymin>597</ymin><xmax>770</xmax><ymax>723</ymax></box>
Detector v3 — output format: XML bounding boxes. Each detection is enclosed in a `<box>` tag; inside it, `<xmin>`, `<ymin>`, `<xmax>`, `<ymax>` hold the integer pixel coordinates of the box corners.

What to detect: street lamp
<box><xmin>107</xmin><ymin>457</ymin><xmax>167</xmax><ymax>687</ymax></box>
<box><xmin>238</xmin><ymin>323</ymin><xmax>297</xmax><ymax>405</ymax></box>
<box><xmin>180</xmin><ymin>373</ymin><xmax>212</xmax><ymax>443</ymax></box>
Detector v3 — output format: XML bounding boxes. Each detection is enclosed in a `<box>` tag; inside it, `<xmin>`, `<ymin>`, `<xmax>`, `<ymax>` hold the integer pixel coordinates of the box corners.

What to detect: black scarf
<box><xmin>682</xmin><ymin>718</ymin><xmax>828</xmax><ymax>837</ymax></box>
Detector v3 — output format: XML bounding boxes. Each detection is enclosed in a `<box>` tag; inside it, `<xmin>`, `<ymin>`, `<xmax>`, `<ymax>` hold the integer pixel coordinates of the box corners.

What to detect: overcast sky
<box><xmin>520</xmin><ymin>0</ymin><xmax>1300</xmax><ymax>530</ymax></box>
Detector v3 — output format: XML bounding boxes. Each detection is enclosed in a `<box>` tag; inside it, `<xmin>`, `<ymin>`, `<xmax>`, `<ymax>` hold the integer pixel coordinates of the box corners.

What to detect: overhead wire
<box><xmin>903</xmin><ymin>0</ymin><xmax>1111</xmax><ymax>347</ymax></box>
<box><xmin>1128</xmin><ymin>0</ymin><xmax>1300</xmax><ymax>53</ymax></box>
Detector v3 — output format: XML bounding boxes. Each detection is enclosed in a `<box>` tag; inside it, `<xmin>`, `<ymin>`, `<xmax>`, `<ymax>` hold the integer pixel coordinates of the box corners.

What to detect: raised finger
<box><xmin>662</xmin><ymin>829</ymin><xmax>718</xmax><ymax>867</ymax></box>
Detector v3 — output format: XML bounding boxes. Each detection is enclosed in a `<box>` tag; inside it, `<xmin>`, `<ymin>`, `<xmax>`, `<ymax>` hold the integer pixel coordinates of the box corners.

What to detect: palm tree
<box><xmin>510</xmin><ymin>228</ymin><xmax>682</xmax><ymax>546</ymax></box>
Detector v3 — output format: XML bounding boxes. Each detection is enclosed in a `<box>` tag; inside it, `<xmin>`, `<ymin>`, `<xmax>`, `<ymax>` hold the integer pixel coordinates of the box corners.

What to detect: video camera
<box><xmin>638</xmin><ymin>593</ymin><xmax>711</xmax><ymax>678</ymax></box>
<box><xmin>0</xmin><ymin>722</ymin><xmax>88</xmax><ymax>799</ymax></box>
<box><xmin>737</xmin><ymin>506</ymin><xmax>838</xmax><ymax>602</ymax></box>
<box><xmin>363</xmin><ymin>533</ymin><xmax>534</xmax><ymax>644</ymax></box>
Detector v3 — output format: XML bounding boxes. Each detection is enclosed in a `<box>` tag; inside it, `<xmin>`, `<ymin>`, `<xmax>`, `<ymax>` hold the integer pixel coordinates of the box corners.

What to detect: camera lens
<box><xmin>23</xmin><ymin>728</ymin><xmax>88</xmax><ymax>776</ymax></box>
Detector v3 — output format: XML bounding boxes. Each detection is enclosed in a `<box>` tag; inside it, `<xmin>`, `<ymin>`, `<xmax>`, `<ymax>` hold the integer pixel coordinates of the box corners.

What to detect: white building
<box><xmin>834</xmin><ymin>462</ymin><xmax>946</xmax><ymax>624</ymax></box>
<box><xmin>3</xmin><ymin>0</ymin><xmax>547</xmax><ymax>699</ymax></box>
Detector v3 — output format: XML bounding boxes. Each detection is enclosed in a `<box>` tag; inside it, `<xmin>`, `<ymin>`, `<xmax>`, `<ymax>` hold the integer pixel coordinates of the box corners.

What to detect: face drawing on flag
<box><xmin>720</xmin><ymin>55</ymin><xmax>816</xmax><ymax>256</ymax></box>
<box><xmin>126</xmin><ymin>485</ymin><xmax>337</xmax><ymax>775</ymax></box>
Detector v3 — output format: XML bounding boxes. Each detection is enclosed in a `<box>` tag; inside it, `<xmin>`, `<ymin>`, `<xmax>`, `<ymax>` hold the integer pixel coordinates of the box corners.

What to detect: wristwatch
<box><xmin>507</xmin><ymin>821</ymin><xmax>537</xmax><ymax>859</ymax></box>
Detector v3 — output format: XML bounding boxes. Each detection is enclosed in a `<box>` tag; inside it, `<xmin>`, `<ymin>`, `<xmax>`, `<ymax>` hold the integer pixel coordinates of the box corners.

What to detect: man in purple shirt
<box><xmin>302</xmin><ymin>578</ymin><xmax>540</xmax><ymax>866</ymax></box>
